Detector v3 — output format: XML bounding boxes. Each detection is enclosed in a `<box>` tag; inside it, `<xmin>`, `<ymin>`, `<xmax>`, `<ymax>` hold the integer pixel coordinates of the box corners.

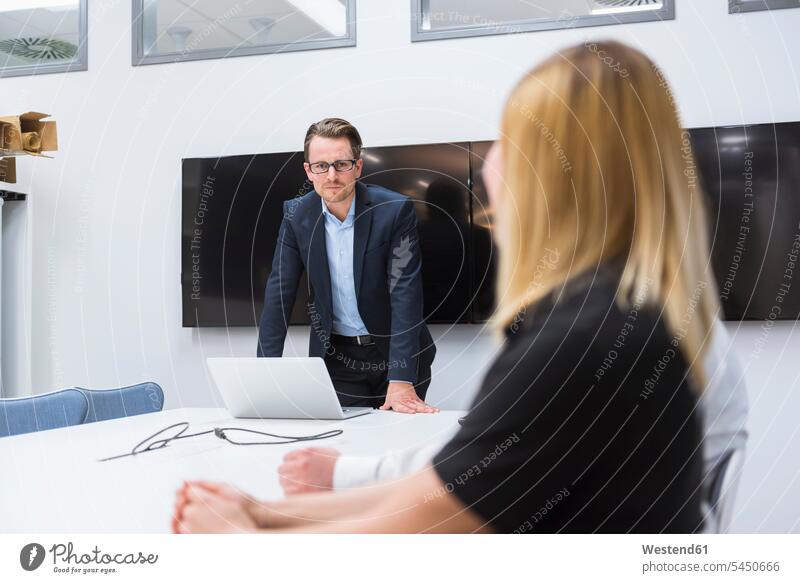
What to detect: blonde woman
<box><xmin>173</xmin><ymin>40</ymin><xmax>719</xmax><ymax>534</ymax></box>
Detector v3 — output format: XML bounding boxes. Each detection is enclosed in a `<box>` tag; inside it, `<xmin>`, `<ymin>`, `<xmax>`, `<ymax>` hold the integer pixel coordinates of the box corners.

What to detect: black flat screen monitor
<box><xmin>691</xmin><ymin>122</ymin><xmax>800</xmax><ymax>320</ymax></box>
<box><xmin>360</xmin><ymin>142</ymin><xmax>472</xmax><ymax>323</ymax></box>
<box><xmin>182</xmin><ymin>152</ymin><xmax>311</xmax><ymax>327</ymax></box>
<box><xmin>469</xmin><ymin>140</ymin><xmax>498</xmax><ymax>322</ymax></box>
<box><xmin>471</xmin><ymin>126</ymin><xmax>800</xmax><ymax>322</ymax></box>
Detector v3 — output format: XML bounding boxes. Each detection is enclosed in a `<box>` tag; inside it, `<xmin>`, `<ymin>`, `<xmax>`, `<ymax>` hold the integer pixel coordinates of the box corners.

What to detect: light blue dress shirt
<box><xmin>321</xmin><ymin>196</ymin><xmax>369</xmax><ymax>336</ymax></box>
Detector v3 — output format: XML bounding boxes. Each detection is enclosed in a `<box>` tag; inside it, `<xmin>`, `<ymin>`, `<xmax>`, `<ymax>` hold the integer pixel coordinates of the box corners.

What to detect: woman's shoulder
<box><xmin>508</xmin><ymin>266</ymin><xmax>640</xmax><ymax>342</ymax></box>
<box><xmin>497</xmin><ymin>266</ymin><xmax>670</xmax><ymax>388</ymax></box>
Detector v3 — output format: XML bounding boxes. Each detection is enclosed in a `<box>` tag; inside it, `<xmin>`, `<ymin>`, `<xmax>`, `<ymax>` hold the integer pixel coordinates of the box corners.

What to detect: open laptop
<box><xmin>206</xmin><ymin>357</ymin><xmax>373</xmax><ymax>420</ymax></box>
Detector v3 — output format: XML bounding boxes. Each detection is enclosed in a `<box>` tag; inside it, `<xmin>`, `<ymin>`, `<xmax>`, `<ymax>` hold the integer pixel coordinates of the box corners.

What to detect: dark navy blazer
<box><xmin>257</xmin><ymin>182</ymin><xmax>435</xmax><ymax>384</ymax></box>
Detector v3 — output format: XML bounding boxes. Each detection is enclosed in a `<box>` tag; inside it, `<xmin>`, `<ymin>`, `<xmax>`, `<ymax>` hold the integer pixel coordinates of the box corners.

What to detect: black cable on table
<box><xmin>98</xmin><ymin>422</ymin><xmax>343</xmax><ymax>462</ymax></box>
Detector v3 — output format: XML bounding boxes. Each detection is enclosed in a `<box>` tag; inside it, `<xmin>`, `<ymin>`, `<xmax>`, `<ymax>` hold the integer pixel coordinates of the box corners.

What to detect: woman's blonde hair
<box><xmin>493</xmin><ymin>40</ymin><xmax>719</xmax><ymax>392</ymax></box>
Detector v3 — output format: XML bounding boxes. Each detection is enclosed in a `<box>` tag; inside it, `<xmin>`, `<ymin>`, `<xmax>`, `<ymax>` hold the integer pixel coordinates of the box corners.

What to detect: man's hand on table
<box><xmin>278</xmin><ymin>447</ymin><xmax>341</xmax><ymax>496</ymax></box>
<box><xmin>379</xmin><ymin>381</ymin><xmax>439</xmax><ymax>414</ymax></box>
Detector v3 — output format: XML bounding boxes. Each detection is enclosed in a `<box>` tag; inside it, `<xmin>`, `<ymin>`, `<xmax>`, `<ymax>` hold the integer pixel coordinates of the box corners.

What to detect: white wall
<box><xmin>1</xmin><ymin>0</ymin><xmax>799</xmax><ymax>532</ymax></box>
<box><xmin>1</xmin><ymin>197</ymin><xmax>32</xmax><ymax>397</ymax></box>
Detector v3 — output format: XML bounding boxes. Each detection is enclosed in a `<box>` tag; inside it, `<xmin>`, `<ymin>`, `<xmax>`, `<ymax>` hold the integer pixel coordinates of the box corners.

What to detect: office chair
<box><xmin>0</xmin><ymin>388</ymin><xmax>90</xmax><ymax>438</ymax></box>
<box><xmin>77</xmin><ymin>382</ymin><xmax>164</xmax><ymax>424</ymax></box>
<box><xmin>704</xmin><ymin>448</ymin><xmax>746</xmax><ymax>533</ymax></box>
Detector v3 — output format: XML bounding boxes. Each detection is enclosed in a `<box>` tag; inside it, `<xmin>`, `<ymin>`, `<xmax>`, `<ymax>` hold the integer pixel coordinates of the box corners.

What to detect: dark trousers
<box><xmin>324</xmin><ymin>338</ymin><xmax>433</xmax><ymax>408</ymax></box>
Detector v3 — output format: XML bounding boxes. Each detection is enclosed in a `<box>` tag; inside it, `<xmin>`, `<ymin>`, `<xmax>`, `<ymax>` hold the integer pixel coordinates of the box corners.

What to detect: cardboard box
<box><xmin>0</xmin><ymin>112</ymin><xmax>58</xmax><ymax>183</ymax></box>
<box><xmin>0</xmin><ymin>112</ymin><xmax>58</xmax><ymax>157</ymax></box>
<box><xmin>0</xmin><ymin>157</ymin><xmax>16</xmax><ymax>183</ymax></box>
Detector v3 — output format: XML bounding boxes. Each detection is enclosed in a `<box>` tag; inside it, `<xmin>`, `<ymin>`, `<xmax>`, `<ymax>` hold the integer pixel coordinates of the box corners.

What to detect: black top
<box><xmin>433</xmin><ymin>263</ymin><xmax>704</xmax><ymax>533</ymax></box>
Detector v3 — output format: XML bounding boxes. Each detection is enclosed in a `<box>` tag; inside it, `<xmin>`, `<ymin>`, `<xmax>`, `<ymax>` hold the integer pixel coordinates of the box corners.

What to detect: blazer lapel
<box><xmin>352</xmin><ymin>182</ymin><xmax>373</xmax><ymax>303</ymax></box>
<box><xmin>306</xmin><ymin>195</ymin><xmax>333</xmax><ymax>315</ymax></box>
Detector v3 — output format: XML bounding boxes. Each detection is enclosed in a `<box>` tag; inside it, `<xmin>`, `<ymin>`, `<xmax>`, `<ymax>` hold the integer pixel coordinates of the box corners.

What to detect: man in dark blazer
<box><xmin>257</xmin><ymin>118</ymin><xmax>437</xmax><ymax>413</ymax></box>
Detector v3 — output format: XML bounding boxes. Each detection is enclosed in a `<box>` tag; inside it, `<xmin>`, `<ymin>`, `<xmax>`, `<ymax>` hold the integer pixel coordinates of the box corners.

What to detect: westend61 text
<box><xmin>642</xmin><ymin>544</ymin><xmax>708</xmax><ymax>555</ymax></box>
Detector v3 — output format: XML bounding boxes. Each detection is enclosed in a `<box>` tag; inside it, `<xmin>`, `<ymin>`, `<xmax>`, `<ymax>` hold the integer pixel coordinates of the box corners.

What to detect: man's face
<box><xmin>304</xmin><ymin>136</ymin><xmax>363</xmax><ymax>205</ymax></box>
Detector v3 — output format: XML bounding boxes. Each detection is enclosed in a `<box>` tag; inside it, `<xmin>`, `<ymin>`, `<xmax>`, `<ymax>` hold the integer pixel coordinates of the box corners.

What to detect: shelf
<box><xmin>0</xmin><ymin>190</ymin><xmax>26</xmax><ymax>201</ymax></box>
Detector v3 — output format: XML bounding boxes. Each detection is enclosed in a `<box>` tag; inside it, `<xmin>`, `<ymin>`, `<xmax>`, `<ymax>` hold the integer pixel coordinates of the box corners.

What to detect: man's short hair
<box><xmin>304</xmin><ymin>118</ymin><xmax>363</xmax><ymax>161</ymax></box>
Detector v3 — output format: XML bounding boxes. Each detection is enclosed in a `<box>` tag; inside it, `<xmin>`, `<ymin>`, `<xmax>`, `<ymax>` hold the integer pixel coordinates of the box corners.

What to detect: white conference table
<box><xmin>1</xmin><ymin>408</ymin><xmax>463</xmax><ymax>533</ymax></box>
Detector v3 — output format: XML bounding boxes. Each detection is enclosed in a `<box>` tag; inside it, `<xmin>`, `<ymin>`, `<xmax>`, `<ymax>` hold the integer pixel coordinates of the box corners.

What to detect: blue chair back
<box><xmin>78</xmin><ymin>382</ymin><xmax>164</xmax><ymax>424</ymax></box>
<box><xmin>0</xmin><ymin>388</ymin><xmax>89</xmax><ymax>438</ymax></box>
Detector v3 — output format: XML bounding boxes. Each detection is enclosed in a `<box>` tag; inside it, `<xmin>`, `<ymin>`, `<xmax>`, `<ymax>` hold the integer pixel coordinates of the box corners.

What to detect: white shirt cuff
<box><xmin>333</xmin><ymin>455</ymin><xmax>382</xmax><ymax>490</ymax></box>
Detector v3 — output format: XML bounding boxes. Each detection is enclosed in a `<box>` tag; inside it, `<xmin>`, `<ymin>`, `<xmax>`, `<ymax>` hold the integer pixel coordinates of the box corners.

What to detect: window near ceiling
<box><xmin>132</xmin><ymin>0</ymin><xmax>356</xmax><ymax>66</ymax></box>
<box><xmin>411</xmin><ymin>0</ymin><xmax>674</xmax><ymax>42</ymax></box>
<box><xmin>0</xmin><ymin>0</ymin><xmax>87</xmax><ymax>78</ymax></box>
<box><xmin>729</xmin><ymin>0</ymin><xmax>800</xmax><ymax>13</ymax></box>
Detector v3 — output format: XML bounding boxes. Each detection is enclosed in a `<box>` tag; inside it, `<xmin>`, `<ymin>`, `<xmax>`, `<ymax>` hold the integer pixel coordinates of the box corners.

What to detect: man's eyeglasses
<box><xmin>307</xmin><ymin>159</ymin><xmax>357</xmax><ymax>174</ymax></box>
